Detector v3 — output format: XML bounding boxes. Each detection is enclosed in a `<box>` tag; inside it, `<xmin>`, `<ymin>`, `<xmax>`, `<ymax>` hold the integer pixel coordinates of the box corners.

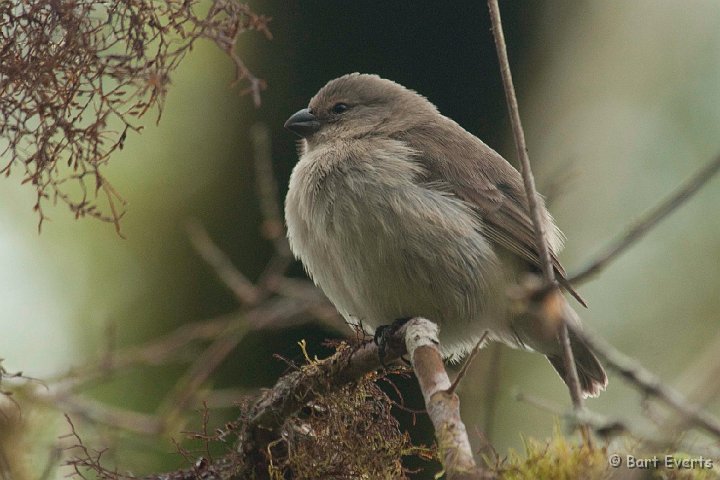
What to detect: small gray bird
<box><xmin>284</xmin><ymin>73</ymin><xmax>607</xmax><ymax>397</ymax></box>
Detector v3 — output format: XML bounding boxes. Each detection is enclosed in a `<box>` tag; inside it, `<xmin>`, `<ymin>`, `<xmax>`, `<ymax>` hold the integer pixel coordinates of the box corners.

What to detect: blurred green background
<box><xmin>2</xmin><ymin>1</ymin><xmax>719</xmax><ymax>478</ymax></box>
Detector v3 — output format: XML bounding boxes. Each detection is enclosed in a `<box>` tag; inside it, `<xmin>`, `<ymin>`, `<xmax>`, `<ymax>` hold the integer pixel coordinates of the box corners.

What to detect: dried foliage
<box><xmin>264</xmin><ymin>370</ymin><xmax>432</xmax><ymax>479</ymax></box>
<box><xmin>0</xmin><ymin>0</ymin><xmax>270</xmax><ymax>233</ymax></box>
<box><xmin>60</xmin><ymin>367</ymin><xmax>434</xmax><ymax>479</ymax></box>
<box><xmin>63</xmin><ymin>414</ymin><xmax>122</xmax><ymax>480</ymax></box>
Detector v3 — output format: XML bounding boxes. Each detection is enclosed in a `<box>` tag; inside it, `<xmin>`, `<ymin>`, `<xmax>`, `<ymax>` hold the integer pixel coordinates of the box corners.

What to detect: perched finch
<box><xmin>284</xmin><ymin>73</ymin><xmax>606</xmax><ymax>397</ymax></box>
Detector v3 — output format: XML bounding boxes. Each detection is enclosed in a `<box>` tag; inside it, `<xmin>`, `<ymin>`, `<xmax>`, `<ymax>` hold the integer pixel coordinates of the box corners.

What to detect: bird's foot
<box><xmin>374</xmin><ymin>317</ymin><xmax>412</xmax><ymax>367</ymax></box>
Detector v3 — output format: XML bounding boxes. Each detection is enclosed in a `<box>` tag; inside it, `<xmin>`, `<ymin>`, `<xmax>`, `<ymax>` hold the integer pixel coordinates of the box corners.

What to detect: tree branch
<box><xmin>561</xmin><ymin>304</ymin><xmax>720</xmax><ymax>440</ymax></box>
<box><xmin>236</xmin><ymin>319</ymin><xmax>492</xmax><ymax>479</ymax></box>
<box><xmin>404</xmin><ymin>319</ymin><xmax>491</xmax><ymax>479</ymax></box>
<box><xmin>487</xmin><ymin>0</ymin><xmax>587</xmax><ymax>440</ymax></box>
<box><xmin>186</xmin><ymin>219</ymin><xmax>261</xmax><ymax>305</ymax></box>
<box><xmin>516</xmin><ymin>391</ymin><xmax>720</xmax><ymax>459</ymax></box>
<box><xmin>568</xmin><ymin>153</ymin><xmax>720</xmax><ymax>285</ymax></box>
<box><xmin>250</xmin><ymin>123</ymin><xmax>295</xmax><ymax>290</ymax></box>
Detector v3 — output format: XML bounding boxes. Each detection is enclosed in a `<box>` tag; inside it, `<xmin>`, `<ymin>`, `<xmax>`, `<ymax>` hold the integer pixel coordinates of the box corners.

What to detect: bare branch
<box><xmin>42</xmin><ymin>392</ymin><xmax>164</xmax><ymax>436</ymax></box>
<box><xmin>15</xmin><ymin>298</ymin><xmax>321</xmax><ymax>441</ymax></box>
<box><xmin>481</xmin><ymin>345</ymin><xmax>503</xmax><ymax>443</ymax></box>
<box><xmin>250</xmin><ymin>123</ymin><xmax>286</xmax><ymax>250</ymax></box>
<box><xmin>156</xmin><ymin>296</ymin><xmax>320</xmax><ymax>422</ymax></box>
<box><xmin>250</xmin><ymin>123</ymin><xmax>295</xmax><ymax>289</ymax></box>
<box><xmin>404</xmin><ymin>319</ymin><xmax>491</xmax><ymax>479</ymax></box>
<box><xmin>487</xmin><ymin>1</ymin><xmax>554</xmax><ymax>282</ymax></box>
<box><xmin>186</xmin><ymin>219</ymin><xmax>261</xmax><ymax>305</ymax></box>
<box><xmin>516</xmin><ymin>391</ymin><xmax>720</xmax><ymax>459</ymax></box>
<box><xmin>195</xmin><ymin>387</ymin><xmax>253</xmax><ymax>409</ymax></box>
<box><xmin>569</xmin><ymin>154</ymin><xmax>720</xmax><ymax>285</ymax></box>
<box><xmin>448</xmin><ymin>331</ymin><xmax>488</xmax><ymax>395</ymax></box>
<box><xmin>46</xmin><ymin>313</ymin><xmax>238</xmax><ymax>387</ymax></box>
<box><xmin>562</xmin><ymin>305</ymin><xmax>720</xmax><ymax>440</ymax></box>
<box><xmin>156</xmin><ymin>321</ymin><xmax>251</xmax><ymax>423</ymax></box>
<box><xmin>671</xmin><ymin>330</ymin><xmax>720</xmax><ymax>416</ymax></box>
<box><xmin>487</xmin><ymin>0</ymin><xmax>587</xmax><ymax>437</ymax></box>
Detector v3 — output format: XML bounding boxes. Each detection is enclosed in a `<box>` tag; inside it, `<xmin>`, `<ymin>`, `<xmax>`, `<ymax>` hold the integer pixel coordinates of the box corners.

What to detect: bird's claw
<box><xmin>374</xmin><ymin>317</ymin><xmax>412</xmax><ymax>367</ymax></box>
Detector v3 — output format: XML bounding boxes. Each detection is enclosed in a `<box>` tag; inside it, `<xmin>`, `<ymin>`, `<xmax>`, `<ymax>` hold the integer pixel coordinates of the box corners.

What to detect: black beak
<box><xmin>284</xmin><ymin>108</ymin><xmax>320</xmax><ymax>137</ymax></box>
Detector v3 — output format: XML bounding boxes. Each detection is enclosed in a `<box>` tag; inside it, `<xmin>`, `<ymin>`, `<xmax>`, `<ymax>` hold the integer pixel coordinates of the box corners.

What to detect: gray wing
<box><xmin>394</xmin><ymin>121</ymin><xmax>586</xmax><ymax>307</ymax></box>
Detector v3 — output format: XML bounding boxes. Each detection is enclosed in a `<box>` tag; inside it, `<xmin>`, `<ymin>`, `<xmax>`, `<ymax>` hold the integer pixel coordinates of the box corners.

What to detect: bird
<box><xmin>283</xmin><ymin>73</ymin><xmax>606</xmax><ymax>397</ymax></box>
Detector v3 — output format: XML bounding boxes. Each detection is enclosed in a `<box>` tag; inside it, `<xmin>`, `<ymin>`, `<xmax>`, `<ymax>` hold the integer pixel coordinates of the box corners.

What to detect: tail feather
<box><xmin>547</xmin><ymin>331</ymin><xmax>607</xmax><ymax>398</ymax></box>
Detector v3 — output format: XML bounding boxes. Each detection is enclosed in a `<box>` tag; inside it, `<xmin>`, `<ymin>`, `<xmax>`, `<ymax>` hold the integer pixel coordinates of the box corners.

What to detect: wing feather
<box><xmin>393</xmin><ymin>121</ymin><xmax>586</xmax><ymax>306</ymax></box>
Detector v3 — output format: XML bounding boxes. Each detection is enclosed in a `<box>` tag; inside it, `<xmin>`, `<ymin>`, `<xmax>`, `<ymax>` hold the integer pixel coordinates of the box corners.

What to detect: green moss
<box><xmin>499</xmin><ymin>430</ymin><xmax>610</xmax><ymax>480</ymax></box>
<box><xmin>495</xmin><ymin>430</ymin><xmax>719</xmax><ymax>480</ymax></box>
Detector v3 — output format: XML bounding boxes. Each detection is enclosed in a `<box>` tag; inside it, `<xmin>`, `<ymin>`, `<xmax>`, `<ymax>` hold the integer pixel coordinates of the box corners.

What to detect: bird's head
<box><xmin>284</xmin><ymin>73</ymin><xmax>437</xmax><ymax>150</ymax></box>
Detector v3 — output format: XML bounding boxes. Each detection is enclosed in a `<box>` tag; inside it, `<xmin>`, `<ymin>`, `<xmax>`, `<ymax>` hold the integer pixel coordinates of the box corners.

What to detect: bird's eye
<box><xmin>331</xmin><ymin>103</ymin><xmax>349</xmax><ymax>114</ymax></box>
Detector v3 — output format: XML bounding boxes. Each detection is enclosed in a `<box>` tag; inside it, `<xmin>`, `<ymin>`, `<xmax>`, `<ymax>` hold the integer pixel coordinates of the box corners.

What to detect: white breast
<box><xmin>285</xmin><ymin>138</ymin><xmax>516</xmax><ymax>359</ymax></box>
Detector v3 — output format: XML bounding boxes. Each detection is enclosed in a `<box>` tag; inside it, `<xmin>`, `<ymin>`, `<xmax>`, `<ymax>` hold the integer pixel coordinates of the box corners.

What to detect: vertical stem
<box><xmin>486</xmin><ymin>0</ymin><xmax>589</xmax><ymax>443</ymax></box>
<box><xmin>486</xmin><ymin>1</ymin><xmax>553</xmax><ymax>280</ymax></box>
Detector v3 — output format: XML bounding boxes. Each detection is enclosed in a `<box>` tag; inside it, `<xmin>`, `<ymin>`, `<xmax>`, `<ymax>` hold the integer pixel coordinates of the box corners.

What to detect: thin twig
<box><xmin>639</xmin><ymin>330</ymin><xmax>720</xmax><ymax>455</ymax></box>
<box><xmin>516</xmin><ymin>391</ymin><xmax>720</xmax><ymax>459</ymax></box>
<box><xmin>568</xmin><ymin>154</ymin><xmax>720</xmax><ymax>285</ymax></box>
<box><xmin>541</xmin><ymin>159</ymin><xmax>578</xmax><ymax>208</ymax></box>
<box><xmin>157</xmin><ymin>296</ymin><xmax>318</xmax><ymax>422</ymax></box>
<box><xmin>186</xmin><ymin>218</ymin><xmax>261</xmax><ymax>305</ymax></box>
<box><xmin>250</xmin><ymin>123</ymin><xmax>295</xmax><ymax>289</ymax></box>
<box><xmin>157</xmin><ymin>321</ymin><xmax>251</xmax><ymax>423</ymax></box>
<box><xmin>2</xmin><ymin>1</ymin><xmax>269</xmax><ymax>230</ymax></box>
<box><xmin>487</xmin><ymin>0</ymin><xmax>587</xmax><ymax>437</ymax></box>
<box><xmin>563</xmin><ymin>305</ymin><xmax>720</xmax><ymax>440</ymax></box>
<box><xmin>29</xmin><ymin>298</ymin><xmax>325</xmax><ymax>440</ymax></box>
<box><xmin>487</xmin><ymin>1</ymin><xmax>554</xmax><ymax>282</ymax></box>
<box><xmin>267</xmin><ymin>276</ymin><xmax>346</xmax><ymax>332</ymax></box>
<box><xmin>196</xmin><ymin>387</ymin><xmax>254</xmax><ymax>409</ymax></box>
<box><xmin>47</xmin><ymin>313</ymin><xmax>239</xmax><ymax>386</ymax></box>
<box><xmin>48</xmin><ymin>394</ymin><xmax>164</xmax><ymax>436</ymax></box>
<box><xmin>671</xmin><ymin>330</ymin><xmax>720</xmax><ymax>415</ymax></box>
<box><xmin>448</xmin><ymin>331</ymin><xmax>488</xmax><ymax>395</ymax></box>
<box><xmin>482</xmin><ymin>344</ymin><xmax>503</xmax><ymax>442</ymax></box>
<box><xmin>250</xmin><ymin>124</ymin><xmax>284</xmax><ymax>246</ymax></box>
